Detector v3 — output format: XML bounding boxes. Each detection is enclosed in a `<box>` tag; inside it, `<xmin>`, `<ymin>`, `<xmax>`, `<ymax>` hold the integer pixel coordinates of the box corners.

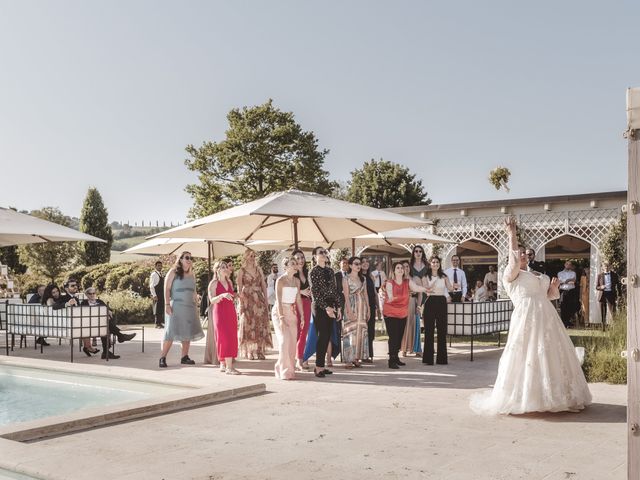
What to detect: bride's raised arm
<box><xmin>503</xmin><ymin>217</ymin><xmax>520</xmax><ymax>284</ymax></box>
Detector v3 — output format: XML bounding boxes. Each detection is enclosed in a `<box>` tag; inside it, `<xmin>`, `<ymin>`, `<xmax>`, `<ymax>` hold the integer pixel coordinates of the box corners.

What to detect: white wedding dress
<box><xmin>470</xmin><ymin>250</ymin><xmax>592</xmax><ymax>415</ymax></box>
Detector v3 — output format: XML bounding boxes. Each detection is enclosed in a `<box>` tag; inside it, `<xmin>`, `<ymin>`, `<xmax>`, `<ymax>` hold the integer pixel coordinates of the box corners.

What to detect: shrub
<box><xmin>105</xmin><ymin>265</ymin><xmax>134</xmax><ymax>291</ymax></box>
<box><xmin>101</xmin><ymin>290</ymin><xmax>153</xmax><ymax>324</ymax></box>
<box><xmin>14</xmin><ymin>272</ymin><xmax>51</xmax><ymax>299</ymax></box>
<box><xmin>572</xmin><ymin>309</ymin><xmax>627</xmax><ymax>384</ymax></box>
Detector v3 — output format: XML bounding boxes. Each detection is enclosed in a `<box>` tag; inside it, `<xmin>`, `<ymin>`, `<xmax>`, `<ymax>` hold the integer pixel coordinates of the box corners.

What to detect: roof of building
<box><xmin>387</xmin><ymin>190</ymin><xmax>627</xmax><ymax>214</ymax></box>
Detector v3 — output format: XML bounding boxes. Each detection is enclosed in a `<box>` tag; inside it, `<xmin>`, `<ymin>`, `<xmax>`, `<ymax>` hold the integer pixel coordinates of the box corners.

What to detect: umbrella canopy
<box><xmin>0</xmin><ymin>207</ymin><xmax>106</xmax><ymax>247</ymax></box>
<box><xmin>122</xmin><ymin>237</ymin><xmax>281</xmax><ymax>259</ymax></box>
<box><xmin>329</xmin><ymin>227</ymin><xmax>455</xmax><ymax>250</ymax></box>
<box><xmin>252</xmin><ymin>227</ymin><xmax>455</xmax><ymax>252</ymax></box>
<box><xmin>151</xmin><ymin>190</ymin><xmax>429</xmax><ymax>246</ymax></box>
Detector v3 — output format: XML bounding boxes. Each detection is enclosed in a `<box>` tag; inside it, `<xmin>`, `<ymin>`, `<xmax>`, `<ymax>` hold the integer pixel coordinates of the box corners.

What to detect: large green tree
<box><xmin>346</xmin><ymin>159</ymin><xmax>431</xmax><ymax>208</ymax></box>
<box><xmin>78</xmin><ymin>187</ymin><xmax>113</xmax><ymax>265</ymax></box>
<box><xmin>17</xmin><ymin>207</ymin><xmax>79</xmax><ymax>282</ymax></box>
<box><xmin>184</xmin><ymin>99</ymin><xmax>336</xmax><ymax>218</ymax></box>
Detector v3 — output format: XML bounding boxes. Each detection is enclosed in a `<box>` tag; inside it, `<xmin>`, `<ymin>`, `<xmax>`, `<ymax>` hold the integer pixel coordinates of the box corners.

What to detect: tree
<box><xmin>184</xmin><ymin>99</ymin><xmax>336</xmax><ymax>218</ymax></box>
<box><xmin>0</xmin><ymin>207</ymin><xmax>27</xmax><ymax>274</ymax></box>
<box><xmin>17</xmin><ymin>207</ymin><xmax>78</xmax><ymax>282</ymax></box>
<box><xmin>600</xmin><ymin>211</ymin><xmax>627</xmax><ymax>276</ymax></box>
<box><xmin>346</xmin><ymin>159</ymin><xmax>431</xmax><ymax>208</ymax></box>
<box><xmin>78</xmin><ymin>188</ymin><xmax>113</xmax><ymax>265</ymax></box>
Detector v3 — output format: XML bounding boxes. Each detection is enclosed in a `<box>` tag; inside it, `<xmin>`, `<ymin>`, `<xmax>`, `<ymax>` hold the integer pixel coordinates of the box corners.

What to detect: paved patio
<box><xmin>0</xmin><ymin>327</ymin><xmax>627</xmax><ymax>480</ymax></box>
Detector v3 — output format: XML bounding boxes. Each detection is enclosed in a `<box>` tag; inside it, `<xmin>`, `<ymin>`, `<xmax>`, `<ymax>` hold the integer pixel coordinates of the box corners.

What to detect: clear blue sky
<box><xmin>1</xmin><ymin>0</ymin><xmax>637</xmax><ymax>224</ymax></box>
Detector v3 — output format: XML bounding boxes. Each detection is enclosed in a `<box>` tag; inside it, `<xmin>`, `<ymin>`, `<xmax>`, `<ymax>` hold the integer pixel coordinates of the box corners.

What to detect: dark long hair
<box><xmin>174</xmin><ymin>251</ymin><xmax>192</xmax><ymax>280</ymax></box>
<box><xmin>41</xmin><ymin>284</ymin><xmax>60</xmax><ymax>305</ymax></box>
<box><xmin>292</xmin><ymin>249</ymin><xmax>309</xmax><ymax>279</ymax></box>
<box><xmin>410</xmin><ymin>245</ymin><xmax>426</xmax><ymax>272</ymax></box>
<box><xmin>347</xmin><ymin>256</ymin><xmax>365</xmax><ymax>282</ymax></box>
<box><xmin>426</xmin><ymin>255</ymin><xmax>445</xmax><ymax>279</ymax></box>
<box><xmin>311</xmin><ymin>246</ymin><xmax>324</xmax><ymax>267</ymax></box>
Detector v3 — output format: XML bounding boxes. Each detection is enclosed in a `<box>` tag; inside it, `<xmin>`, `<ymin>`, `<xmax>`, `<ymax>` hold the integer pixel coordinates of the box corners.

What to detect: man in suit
<box><xmin>596</xmin><ymin>262</ymin><xmax>622</xmax><ymax>327</ymax></box>
<box><xmin>443</xmin><ymin>255</ymin><xmax>467</xmax><ymax>302</ymax></box>
<box><xmin>81</xmin><ymin>286</ymin><xmax>136</xmax><ymax>359</ymax></box>
<box><xmin>525</xmin><ymin>249</ymin><xmax>546</xmax><ymax>275</ymax></box>
<box><xmin>149</xmin><ymin>261</ymin><xmax>165</xmax><ymax>329</ymax></box>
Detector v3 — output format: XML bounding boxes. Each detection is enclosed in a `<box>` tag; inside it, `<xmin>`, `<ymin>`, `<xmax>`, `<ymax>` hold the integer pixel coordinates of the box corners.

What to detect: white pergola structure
<box><xmin>390</xmin><ymin>191</ymin><xmax>626</xmax><ymax>325</ymax></box>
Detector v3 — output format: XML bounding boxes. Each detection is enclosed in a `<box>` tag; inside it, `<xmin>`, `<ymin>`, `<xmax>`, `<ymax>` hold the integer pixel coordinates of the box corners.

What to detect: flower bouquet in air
<box><xmin>488</xmin><ymin>166</ymin><xmax>511</xmax><ymax>193</ymax></box>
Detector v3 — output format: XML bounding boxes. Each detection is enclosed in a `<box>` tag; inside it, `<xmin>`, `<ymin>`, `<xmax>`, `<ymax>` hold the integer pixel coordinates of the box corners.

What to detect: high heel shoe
<box><xmin>82</xmin><ymin>347</ymin><xmax>99</xmax><ymax>357</ymax></box>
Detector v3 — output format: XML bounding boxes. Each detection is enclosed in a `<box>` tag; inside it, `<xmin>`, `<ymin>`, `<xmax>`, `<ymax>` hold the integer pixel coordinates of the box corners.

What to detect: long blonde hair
<box><xmin>241</xmin><ymin>248</ymin><xmax>257</xmax><ymax>270</ymax></box>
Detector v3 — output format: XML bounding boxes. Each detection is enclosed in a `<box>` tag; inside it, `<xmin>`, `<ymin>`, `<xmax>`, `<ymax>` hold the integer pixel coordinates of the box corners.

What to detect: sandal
<box><xmin>257</xmin><ymin>353</ymin><xmax>266</xmax><ymax>360</ymax></box>
<box><xmin>226</xmin><ymin>368</ymin><xmax>241</xmax><ymax>375</ymax></box>
<box><xmin>326</xmin><ymin>359</ymin><xmax>333</xmax><ymax>367</ymax></box>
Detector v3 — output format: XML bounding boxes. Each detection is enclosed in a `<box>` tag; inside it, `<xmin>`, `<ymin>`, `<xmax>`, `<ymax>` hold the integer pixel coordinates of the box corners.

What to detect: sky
<box><xmin>0</xmin><ymin>0</ymin><xmax>637</xmax><ymax>225</ymax></box>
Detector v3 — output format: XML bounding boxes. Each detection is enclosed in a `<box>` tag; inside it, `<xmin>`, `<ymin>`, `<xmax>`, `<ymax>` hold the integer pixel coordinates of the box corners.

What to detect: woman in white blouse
<box><xmin>272</xmin><ymin>256</ymin><xmax>304</xmax><ymax>380</ymax></box>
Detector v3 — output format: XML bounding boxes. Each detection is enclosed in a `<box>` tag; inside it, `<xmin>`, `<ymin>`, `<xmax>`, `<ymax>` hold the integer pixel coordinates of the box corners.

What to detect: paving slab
<box><xmin>0</xmin><ymin>327</ymin><xmax>627</xmax><ymax>480</ymax></box>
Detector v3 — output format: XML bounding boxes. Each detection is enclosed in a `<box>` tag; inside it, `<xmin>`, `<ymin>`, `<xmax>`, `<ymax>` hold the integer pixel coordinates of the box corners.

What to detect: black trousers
<box><xmin>599</xmin><ymin>291</ymin><xmax>616</xmax><ymax>325</ymax></box>
<box><xmin>154</xmin><ymin>296</ymin><xmax>165</xmax><ymax>326</ymax></box>
<box><xmin>100</xmin><ymin>317</ymin><xmax>122</xmax><ymax>349</ymax></box>
<box><xmin>384</xmin><ymin>316</ymin><xmax>407</xmax><ymax>360</ymax></box>
<box><xmin>560</xmin><ymin>289</ymin><xmax>578</xmax><ymax>326</ymax></box>
<box><xmin>423</xmin><ymin>296</ymin><xmax>448</xmax><ymax>365</ymax></box>
<box><xmin>367</xmin><ymin>307</ymin><xmax>376</xmax><ymax>358</ymax></box>
<box><xmin>449</xmin><ymin>291</ymin><xmax>463</xmax><ymax>303</ymax></box>
<box><xmin>313</xmin><ymin>306</ymin><xmax>333</xmax><ymax>368</ymax></box>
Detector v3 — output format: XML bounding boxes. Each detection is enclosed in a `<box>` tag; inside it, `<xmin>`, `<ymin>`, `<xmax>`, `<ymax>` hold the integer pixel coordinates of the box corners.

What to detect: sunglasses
<box><xmin>352</xmin><ymin>262</ymin><xmax>361</xmax><ymax>266</ymax></box>
<box><xmin>182</xmin><ymin>256</ymin><xmax>192</xmax><ymax>261</ymax></box>
<box><xmin>317</xmin><ymin>250</ymin><xmax>328</xmax><ymax>255</ymax></box>
<box><xmin>68</xmin><ymin>284</ymin><xmax>77</xmax><ymax>288</ymax></box>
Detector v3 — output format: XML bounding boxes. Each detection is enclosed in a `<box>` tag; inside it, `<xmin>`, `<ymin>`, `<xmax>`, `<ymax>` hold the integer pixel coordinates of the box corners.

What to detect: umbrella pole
<box><xmin>351</xmin><ymin>238</ymin><xmax>356</xmax><ymax>256</ymax></box>
<box><xmin>293</xmin><ymin>217</ymin><xmax>299</xmax><ymax>250</ymax></box>
<box><xmin>207</xmin><ymin>241</ymin><xmax>212</xmax><ymax>284</ymax></box>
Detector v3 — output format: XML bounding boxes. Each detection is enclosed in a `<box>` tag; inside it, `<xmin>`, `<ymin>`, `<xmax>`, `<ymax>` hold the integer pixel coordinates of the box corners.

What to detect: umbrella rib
<box><xmin>349</xmin><ymin>219</ymin><xmax>381</xmax><ymax>237</ymax></box>
<box><xmin>259</xmin><ymin>217</ymin><xmax>290</xmax><ymax>229</ymax></box>
<box><xmin>35</xmin><ymin>235</ymin><xmax>52</xmax><ymax>243</ymax></box>
<box><xmin>243</xmin><ymin>216</ymin><xmax>273</xmax><ymax>242</ymax></box>
<box><xmin>168</xmin><ymin>243</ymin><xmax>186</xmax><ymax>256</ymax></box>
<box><xmin>311</xmin><ymin>219</ymin><xmax>329</xmax><ymax>243</ymax></box>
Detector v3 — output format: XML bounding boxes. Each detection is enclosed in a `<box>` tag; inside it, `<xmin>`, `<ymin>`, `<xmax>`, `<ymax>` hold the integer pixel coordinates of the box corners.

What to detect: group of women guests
<box><xmin>158</xmin><ymin>245</ymin><xmax>455</xmax><ymax>378</ymax></box>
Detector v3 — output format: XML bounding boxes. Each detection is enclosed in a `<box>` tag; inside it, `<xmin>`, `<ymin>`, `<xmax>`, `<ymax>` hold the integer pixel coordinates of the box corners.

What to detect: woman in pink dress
<box><xmin>272</xmin><ymin>256</ymin><xmax>304</xmax><ymax>380</ymax></box>
<box><xmin>292</xmin><ymin>249</ymin><xmax>312</xmax><ymax>371</ymax></box>
<box><xmin>209</xmin><ymin>260</ymin><xmax>240</xmax><ymax>375</ymax></box>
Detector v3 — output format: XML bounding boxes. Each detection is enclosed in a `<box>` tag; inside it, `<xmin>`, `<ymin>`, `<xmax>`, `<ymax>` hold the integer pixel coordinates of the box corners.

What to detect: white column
<box><xmin>589</xmin><ymin>245</ymin><xmax>601</xmax><ymax>325</ymax></box>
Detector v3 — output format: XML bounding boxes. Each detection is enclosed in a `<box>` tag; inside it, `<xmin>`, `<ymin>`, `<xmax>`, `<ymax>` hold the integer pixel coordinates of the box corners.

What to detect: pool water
<box><xmin>0</xmin><ymin>365</ymin><xmax>186</xmax><ymax>426</ymax></box>
<box><xmin>0</xmin><ymin>468</ymin><xmax>40</xmax><ymax>480</ymax></box>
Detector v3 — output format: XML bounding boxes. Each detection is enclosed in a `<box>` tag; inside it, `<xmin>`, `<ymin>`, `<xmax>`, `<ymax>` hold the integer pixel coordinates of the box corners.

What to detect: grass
<box><xmin>571</xmin><ymin>309</ymin><xmax>627</xmax><ymax>384</ymax></box>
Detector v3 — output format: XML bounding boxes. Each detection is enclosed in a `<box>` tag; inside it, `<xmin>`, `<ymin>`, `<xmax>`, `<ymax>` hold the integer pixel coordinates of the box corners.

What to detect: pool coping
<box><xmin>0</xmin><ymin>357</ymin><xmax>266</xmax><ymax>443</ymax></box>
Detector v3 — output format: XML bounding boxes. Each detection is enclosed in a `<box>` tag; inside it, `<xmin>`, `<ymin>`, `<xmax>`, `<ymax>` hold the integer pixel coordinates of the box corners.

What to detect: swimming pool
<box><xmin>0</xmin><ymin>467</ymin><xmax>40</xmax><ymax>480</ymax></box>
<box><xmin>0</xmin><ymin>361</ymin><xmax>265</xmax><ymax>443</ymax></box>
<box><xmin>0</xmin><ymin>365</ymin><xmax>187</xmax><ymax>427</ymax></box>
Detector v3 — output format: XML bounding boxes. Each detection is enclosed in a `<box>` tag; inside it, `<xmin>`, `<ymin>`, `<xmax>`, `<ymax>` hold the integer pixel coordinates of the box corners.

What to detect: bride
<box><xmin>470</xmin><ymin>217</ymin><xmax>592</xmax><ymax>415</ymax></box>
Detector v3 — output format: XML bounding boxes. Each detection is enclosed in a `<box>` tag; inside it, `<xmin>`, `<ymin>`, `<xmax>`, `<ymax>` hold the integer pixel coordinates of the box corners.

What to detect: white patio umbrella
<box><xmin>150</xmin><ymin>190</ymin><xmax>429</xmax><ymax>248</ymax></box>
<box><xmin>122</xmin><ymin>237</ymin><xmax>282</xmax><ymax>259</ymax></box>
<box><xmin>0</xmin><ymin>207</ymin><xmax>106</xmax><ymax>247</ymax></box>
<box><xmin>258</xmin><ymin>227</ymin><xmax>455</xmax><ymax>253</ymax></box>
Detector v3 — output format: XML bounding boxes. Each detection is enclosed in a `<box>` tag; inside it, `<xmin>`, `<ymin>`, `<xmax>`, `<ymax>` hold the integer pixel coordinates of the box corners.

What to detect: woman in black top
<box><xmin>292</xmin><ymin>249</ymin><xmax>312</xmax><ymax>371</ymax></box>
<box><xmin>360</xmin><ymin>257</ymin><xmax>377</xmax><ymax>362</ymax></box>
<box><xmin>309</xmin><ymin>246</ymin><xmax>338</xmax><ymax>378</ymax></box>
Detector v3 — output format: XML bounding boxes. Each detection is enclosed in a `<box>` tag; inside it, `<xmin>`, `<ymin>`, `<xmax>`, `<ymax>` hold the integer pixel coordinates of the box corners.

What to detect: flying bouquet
<box><xmin>488</xmin><ymin>166</ymin><xmax>511</xmax><ymax>193</ymax></box>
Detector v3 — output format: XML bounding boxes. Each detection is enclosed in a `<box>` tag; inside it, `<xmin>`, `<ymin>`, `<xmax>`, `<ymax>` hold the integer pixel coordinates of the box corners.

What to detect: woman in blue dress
<box><xmin>159</xmin><ymin>251</ymin><xmax>204</xmax><ymax>368</ymax></box>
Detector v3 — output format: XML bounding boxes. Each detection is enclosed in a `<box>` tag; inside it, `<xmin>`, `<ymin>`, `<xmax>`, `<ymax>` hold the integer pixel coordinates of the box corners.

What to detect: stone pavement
<box><xmin>0</xmin><ymin>327</ymin><xmax>627</xmax><ymax>480</ymax></box>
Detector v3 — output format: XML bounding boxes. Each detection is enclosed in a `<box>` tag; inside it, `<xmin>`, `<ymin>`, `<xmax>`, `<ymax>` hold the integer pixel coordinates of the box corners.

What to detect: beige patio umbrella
<box><xmin>0</xmin><ymin>207</ymin><xmax>106</xmax><ymax>247</ymax></box>
<box><xmin>150</xmin><ymin>190</ymin><xmax>429</xmax><ymax>248</ymax></box>
<box><xmin>123</xmin><ymin>238</ymin><xmax>254</xmax><ymax>259</ymax></box>
<box><xmin>258</xmin><ymin>227</ymin><xmax>455</xmax><ymax>253</ymax></box>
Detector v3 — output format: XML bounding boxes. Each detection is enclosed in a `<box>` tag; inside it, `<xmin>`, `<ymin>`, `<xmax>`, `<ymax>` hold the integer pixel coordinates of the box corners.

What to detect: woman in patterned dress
<box><xmin>401</xmin><ymin>245</ymin><xmax>427</xmax><ymax>358</ymax></box>
<box><xmin>237</xmin><ymin>249</ymin><xmax>273</xmax><ymax>360</ymax></box>
<box><xmin>341</xmin><ymin>256</ymin><xmax>370</xmax><ymax>368</ymax></box>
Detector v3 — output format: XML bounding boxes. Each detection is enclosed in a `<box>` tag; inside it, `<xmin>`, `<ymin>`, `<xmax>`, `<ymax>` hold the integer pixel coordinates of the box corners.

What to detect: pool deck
<box><xmin>0</xmin><ymin>327</ymin><xmax>627</xmax><ymax>480</ymax></box>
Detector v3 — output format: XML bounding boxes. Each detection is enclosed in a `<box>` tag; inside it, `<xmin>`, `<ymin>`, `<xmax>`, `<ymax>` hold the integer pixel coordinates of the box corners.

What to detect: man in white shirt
<box><xmin>483</xmin><ymin>265</ymin><xmax>497</xmax><ymax>289</ymax></box>
<box><xmin>266</xmin><ymin>263</ymin><xmax>279</xmax><ymax>310</ymax></box>
<box><xmin>149</xmin><ymin>261</ymin><xmax>165</xmax><ymax>329</ymax></box>
<box><xmin>444</xmin><ymin>255</ymin><xmax>467</xmax><ymax>302</ymax></box>
<box><xmin>473</xmin><ymin>280</ymin><xmax>488</xmax><ymax>302</ymax></box>
<box><xmin>557</xmin><ymin>261</ymin><xmax>577</xmax><ymax>327</ymax></box>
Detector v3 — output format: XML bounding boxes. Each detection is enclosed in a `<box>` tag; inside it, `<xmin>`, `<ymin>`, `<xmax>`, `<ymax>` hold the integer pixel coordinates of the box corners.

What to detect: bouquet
<box><xmin>488</xmin><ymin>166</ymin><xmax>511</xmax><ymax>192</ymax></box>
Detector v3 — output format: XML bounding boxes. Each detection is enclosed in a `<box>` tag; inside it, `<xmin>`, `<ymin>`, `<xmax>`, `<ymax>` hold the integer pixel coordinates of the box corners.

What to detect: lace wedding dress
<box><xmin>470</xmin><ymin>250</ymin><xmax>592</xmax><ymax>415</ymax></box>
